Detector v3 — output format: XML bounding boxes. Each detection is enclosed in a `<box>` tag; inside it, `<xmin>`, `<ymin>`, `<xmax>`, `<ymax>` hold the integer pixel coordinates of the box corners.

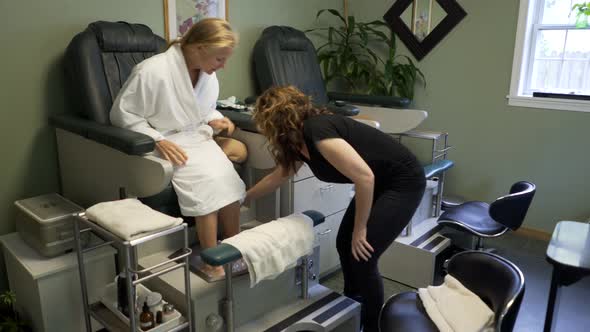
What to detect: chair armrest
<box><xmin>50</xmin><ymin>114</ymin><xmax>155</xmax><ymax>155</ymax></box>
<box><xmin>201</xmin><ymin>243</ymin><xmax>242</xmax><ymax>267</ymax></box>
<box><xmin>423</xmin><ymin>159</ymin><xmax>454</xmax><ymax>179</ymax></box>
<box><xmin>302</xmin><ymin>210</ymin><xmax>326</xmax><ymax>227</ymax></box>
<box><xmin>201</xmin><ymin>210</ymin><xmax>325</xmax><ymax>266</ymax></box>
<box><xmin>327</xmin><ymin>92</ymin><xmax>411</xmax><ymax>108</ymax></box>
<box><xmin>325</xmin><ymin>102</ymin><xmax>360</xmax><ymax>116</ymax></box>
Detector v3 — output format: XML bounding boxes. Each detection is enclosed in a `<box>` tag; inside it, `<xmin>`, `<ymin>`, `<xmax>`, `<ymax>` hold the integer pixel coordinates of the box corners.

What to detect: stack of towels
<box><xmin>86</xmin><ymin>198</ymin><xmax>183</xmax><ymax>240</ymax></box>
<box><xmin>418</xmin><ymin>274</ymin><xmax>495</xmax><ymax>332</ymax></box>
<box><xmin>222</xmin><ymin>213</ymin><xmax>315</xmax><ymax>287</ymax></box>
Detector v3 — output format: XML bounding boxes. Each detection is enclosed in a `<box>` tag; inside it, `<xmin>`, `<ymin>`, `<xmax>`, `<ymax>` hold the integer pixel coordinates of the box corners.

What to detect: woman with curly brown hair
<box><xmin>245</xmin><ymin>86</ymin><xmax>426</xmax><ymax>332</ymax></box>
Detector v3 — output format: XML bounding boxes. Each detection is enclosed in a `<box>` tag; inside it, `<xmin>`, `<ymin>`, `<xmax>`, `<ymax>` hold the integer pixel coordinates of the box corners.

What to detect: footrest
<box><xmin>240</xmin><ymin>288</ymin><xmax>361</xmax><ymax>331</ymax></box>
<box><xmin>423</xmin><ymin>159</ymin><xmax>454</xmax><ymax>179</ymax></box>
<box><xmin>200</xmin><ymin>243</ymin><xmax>241</xmax><ymax>267</ymax></box>
<box><xmin>200</xmin><ymin>210</ymin><xmax>325</xmax><ymax>267</ymax></box>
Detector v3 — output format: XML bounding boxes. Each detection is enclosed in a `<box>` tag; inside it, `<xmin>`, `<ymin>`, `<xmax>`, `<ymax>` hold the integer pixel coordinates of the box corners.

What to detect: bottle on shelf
<box><xmin>139</xmin><ymin>301</ymin><xmax>155</xmax><ymax>331</ymax></box>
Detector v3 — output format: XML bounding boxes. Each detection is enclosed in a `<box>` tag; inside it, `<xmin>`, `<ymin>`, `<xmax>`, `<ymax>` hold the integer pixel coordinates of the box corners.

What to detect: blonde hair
<box><xmin>168</xmin><ymin>18</ymin><xmax>238</xmax><ymax>50</ymax></box>
<box><xmin>254</xmin><ymin>86</ymin><xmax>330</xmax><ymax>174</ymax></box>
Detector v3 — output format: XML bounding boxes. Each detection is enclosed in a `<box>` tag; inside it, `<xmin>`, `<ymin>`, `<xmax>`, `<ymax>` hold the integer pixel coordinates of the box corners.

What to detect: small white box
<box><xmin>15</xmin><ymin>193</ymin><xmax>84</xmax><ymax>257</ymax></box>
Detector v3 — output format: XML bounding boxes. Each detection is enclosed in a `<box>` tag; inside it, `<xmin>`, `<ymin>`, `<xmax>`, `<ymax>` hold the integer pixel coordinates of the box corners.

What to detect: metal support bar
<box><xmin>476</xmin><ymin>237</ymin><xmax>484</xmax><ymax>250</ymax></box>
<box><xmin>124</xmin><ymin>246</ymin><xmax>138</xmax><ymax>332</ymax></box>
<box><xmin>183</xmin><ymin>228</ymin><xmax>193</xmax><ymax>332</ymax></box>
<box><xmin>82</xmin><ymin>240</ymin><xmax>115</xmax><ymax>254</ymax></box>
<box><xmin>224</xmin><ymin>263</ymin><xmax>235</xmax><ymax>332</ymax></box>
<box><xmin>128</xmin><ymin>249</ymin><xmax>192</xmax><ymax>274</ymax></box>
<box><xmin>301</xmin><ymin>256</ymin><xmax>309</xmax><ymax>299</ymax></box>
<box><xmin>133</xmin><ymin>263</ymin><xmax>187</xmax><ymax>285</ymax></box>
<box><xmin>74</xmin><ymin>217</ymin><xmax>93</xmax><ymax>332</ymax></box>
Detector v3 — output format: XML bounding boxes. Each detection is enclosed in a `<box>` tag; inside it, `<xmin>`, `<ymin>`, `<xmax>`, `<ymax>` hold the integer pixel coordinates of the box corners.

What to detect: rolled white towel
<box><xmin>419</xmin><ymin>274</ymin><xmax>494</xmax><ymax>332</ymax></box>
<box><xmin>222</xmin><ymin>213</ymin><xmax>314</xmax><ymax>287</ymax></box>
<box><xmin>86</xmin><ymin>198</ymin><xmax>183</xmax><ymax>240</ymax></box>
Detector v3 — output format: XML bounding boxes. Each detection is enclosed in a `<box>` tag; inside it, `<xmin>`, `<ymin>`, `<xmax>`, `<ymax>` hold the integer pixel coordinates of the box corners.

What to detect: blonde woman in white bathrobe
<box><xmin>110</xmin><ymin>18</ymin><xmax>246</xmax><ymax>280</ymax></box>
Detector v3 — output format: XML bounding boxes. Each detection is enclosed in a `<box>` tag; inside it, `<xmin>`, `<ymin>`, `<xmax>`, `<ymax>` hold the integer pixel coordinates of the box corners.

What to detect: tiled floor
<box><xmin>320</xmin><ymin>232</ymin><xmax>590</xmax><ymax>331</ymax></box>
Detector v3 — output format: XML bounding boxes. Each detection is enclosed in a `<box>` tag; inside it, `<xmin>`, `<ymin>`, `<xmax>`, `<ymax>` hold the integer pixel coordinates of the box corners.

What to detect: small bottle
<box><xmin>139</xmin><ymin>301</ymin><xmax>155</xmax><ymax>331</ymax></box>
<box><xmin>116</xmin><ymin>273</ymin><xmax>137</xmax><ymax>317</ymax></box>
<box><xmin>156</xmin><ymin>310</ymin><xmax>163</xmax><ymax>325</ymax></box>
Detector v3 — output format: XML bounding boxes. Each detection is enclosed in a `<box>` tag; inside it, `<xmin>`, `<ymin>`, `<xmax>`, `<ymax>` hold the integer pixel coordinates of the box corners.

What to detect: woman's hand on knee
<box><xmin>156</xmin><ymin>139</ymin><xmax>188</xmax><ymax>165</ymax></box>
<box><xmin>351</xmin><ymin>227</ymin><xmax>374</xmax><ymax>262</ymax></box>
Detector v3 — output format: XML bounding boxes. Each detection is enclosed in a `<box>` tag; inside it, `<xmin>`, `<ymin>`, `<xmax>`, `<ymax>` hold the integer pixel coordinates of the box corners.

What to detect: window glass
<box><xmin>541</xmin><ymin>0</ymin><xmax>577</xmax><ymax>25</ymax></box>
<box><xmin>535</xmin><ymin>30</ymin><xmax>566</xmax><ymax>58</ymax></box>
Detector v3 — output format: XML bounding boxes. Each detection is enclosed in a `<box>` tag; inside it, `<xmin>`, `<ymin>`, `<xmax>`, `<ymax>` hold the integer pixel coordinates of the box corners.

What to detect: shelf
<box><xmin>89</xmin><ymin>302</ymin><xmax>189</xmax><ymax>332</ymax></box>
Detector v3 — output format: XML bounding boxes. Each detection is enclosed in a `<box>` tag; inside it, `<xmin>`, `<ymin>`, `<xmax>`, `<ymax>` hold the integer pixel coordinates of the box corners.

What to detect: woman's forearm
<box><xmin>353</xmin><ymin>175</ymin><xmax>374</xmax><ymax>230</ymax></box>
<box><xmin>245</xmin><ymin>167</ymin><xmax>288</xmax><ymax>203</ymax></box>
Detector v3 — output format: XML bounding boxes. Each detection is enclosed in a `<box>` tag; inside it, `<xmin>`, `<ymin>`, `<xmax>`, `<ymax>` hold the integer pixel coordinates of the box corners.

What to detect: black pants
<box><xmin>336</xmin><ymin>184</ymin><xmax>425</xmax><ymax>332</ymax></box>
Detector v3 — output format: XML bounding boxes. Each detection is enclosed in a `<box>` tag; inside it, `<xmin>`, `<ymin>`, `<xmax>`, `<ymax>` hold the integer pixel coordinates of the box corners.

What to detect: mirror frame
<box><xmin>383</xmin><ymin>0</ymin><xmax>467</xmax><ymax>61</ymax></box>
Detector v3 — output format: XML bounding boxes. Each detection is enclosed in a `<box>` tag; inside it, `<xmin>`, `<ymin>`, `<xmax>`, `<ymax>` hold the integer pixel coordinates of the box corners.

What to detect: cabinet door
<box><xmin>293</xmin><ymin>164</ymin><xmax>314</xmax><ymax>182</ymax></box>
<box><xmin>318</xmin><ymin>210</ymin><xmax>345</xmax><ymax>277</ymax></box>
<box><xmin>293</xmin><ymin>177</ymin><xmax>353</xmax><ymax>217</ymax></box>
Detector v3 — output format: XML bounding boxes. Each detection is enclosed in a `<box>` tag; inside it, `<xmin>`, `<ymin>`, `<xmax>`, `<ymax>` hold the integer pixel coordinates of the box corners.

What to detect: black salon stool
<box><xmin>379</xmin><ymin>251</ymin><xmax>525</xmax><ymax>332</ymax></box>
<box><xmin>544</xmin><ymin>221</ymin><xmax>590</xmax><ymax>332</ymax></box>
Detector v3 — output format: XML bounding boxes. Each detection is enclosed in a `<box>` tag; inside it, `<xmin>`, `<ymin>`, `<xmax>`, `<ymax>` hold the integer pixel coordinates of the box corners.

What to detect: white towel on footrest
<box><xmin>86</xmin><ymin>198</ymin><xmax>183</xmax><ymax>240</ymax></box>
<box><xmin>222</xmin><ymin>213</ymin><xmax>314</xmax><ymax>287</ymax></box>
<box><xmin>418</xmin><ymin>274</ymin><xmax>495</xmax><ymax>332</ymax></box>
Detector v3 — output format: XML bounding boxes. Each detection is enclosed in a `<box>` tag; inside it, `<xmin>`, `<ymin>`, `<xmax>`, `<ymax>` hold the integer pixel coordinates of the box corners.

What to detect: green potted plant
<box><xmin>0</xmin><ymin>291</ymin><xmax>32</xmax><ymax>332</ymax></box>
<box><xmin>306</xmin><ymin>9</ymin><xmax>425</xmax><ymax>101</ymax></box>
<box><xmin>571</xmin><ymin>2</ymin><xmax>590</xmax><ymax>28</ymax></box>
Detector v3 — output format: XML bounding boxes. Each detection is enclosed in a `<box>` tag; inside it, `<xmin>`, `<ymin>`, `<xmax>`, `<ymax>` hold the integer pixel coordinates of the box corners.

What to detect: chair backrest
<box><xmin>252</xmin><ymin>26</ymin><xmax>329</xmax><ymax>105</ymax></box>
<box><xmin>489</xmin><ymin>181</ymin><xmax>536</xmax><ymax>231</ymax></box>
<box><xmin>447</xmin><ymin>251</ymin><xmax>525</xmax><ymax>332</ymax></box>
<box><xmin>64</xmin><ymin>21</ymin><xmax>166</xmax><ymax>124</ymax></box>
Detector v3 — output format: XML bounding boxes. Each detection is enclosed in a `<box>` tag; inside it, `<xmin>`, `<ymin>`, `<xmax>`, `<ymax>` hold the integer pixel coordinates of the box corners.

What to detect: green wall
<box><xmin>351</xmin><ymin>0</ymin><xmax>589</xmax><ymax>232</ymax></box>
<box><xmin>0</xmin><ymin>0</ymin><xmax>340</xmax><ymax>292</ymax></box>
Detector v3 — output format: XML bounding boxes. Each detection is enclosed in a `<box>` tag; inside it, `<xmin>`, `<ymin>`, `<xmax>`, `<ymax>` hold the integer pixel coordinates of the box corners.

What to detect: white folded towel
<box><xmin>418</xmin><ymin>274</ymin><xmax>495</xmax><ymax>332</ymax></box>
<box><xmin>222</xmin><ymin>213</ymin><xmax>314</xmax><ymax>287</ymax></box>
<box><xmin>86</xmin><ymin>198</ymin><xmax>183</xmax><ymax>240</ymax></box>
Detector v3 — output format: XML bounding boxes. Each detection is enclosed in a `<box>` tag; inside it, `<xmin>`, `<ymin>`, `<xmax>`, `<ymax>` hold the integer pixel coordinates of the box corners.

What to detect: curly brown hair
<box><xmin>253</xmin><ymin>86</ymin><xmax>330</xmax><ymax>174</ymax></box>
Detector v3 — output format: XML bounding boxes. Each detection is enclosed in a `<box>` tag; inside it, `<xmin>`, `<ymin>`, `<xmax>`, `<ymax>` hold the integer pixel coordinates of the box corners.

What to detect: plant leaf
<box><xmin>316</xmin><ymin>9</ymin><xmax>346</xmax><ymax>25</ymax></box>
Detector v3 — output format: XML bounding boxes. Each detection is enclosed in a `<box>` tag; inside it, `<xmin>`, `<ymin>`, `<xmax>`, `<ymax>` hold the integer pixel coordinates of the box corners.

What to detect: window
<box><xmin>508</xmin><ymin>0</ymin><xmax>590</xmax><ymax>112</ymax></box>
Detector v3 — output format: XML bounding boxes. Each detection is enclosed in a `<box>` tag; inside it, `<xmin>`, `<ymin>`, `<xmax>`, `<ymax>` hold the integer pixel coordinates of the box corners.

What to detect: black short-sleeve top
<box><xmin>301</xmin><ymin>114</ymin><xmax>425</xmax><ymax>191</ymax></box>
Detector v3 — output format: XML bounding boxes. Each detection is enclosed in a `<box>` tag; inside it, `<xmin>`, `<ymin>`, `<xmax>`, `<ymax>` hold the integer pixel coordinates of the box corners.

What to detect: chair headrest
<box><xmin>89</xmin><ymin>21</ymin><xmax>161</xmax><ymax>52</ymax></box>
<box><xmin>262</xmin><ymin>26</ymin><xmax>311</xmax><ymax>51</ymax></box>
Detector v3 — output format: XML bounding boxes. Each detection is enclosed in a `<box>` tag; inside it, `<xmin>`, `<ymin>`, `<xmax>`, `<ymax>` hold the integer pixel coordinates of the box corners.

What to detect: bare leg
<box><xmin>219</xmin><ymin>201</ymin><xmax>241</xmax><ymax>239</ymax></box>
<box><xmin>219</xmin><ymin>201</ymin><xmax>248</xmax><ymax>275</ymax></box>
<box><xmin>215</xmin><ymin>137</ymin><xmax>248</xmax><ymax>163</ymax></box>
<box><xmin>196</xmin><ymin>212</ymin><xmax>224</xmax><ymax>276</ymax></box>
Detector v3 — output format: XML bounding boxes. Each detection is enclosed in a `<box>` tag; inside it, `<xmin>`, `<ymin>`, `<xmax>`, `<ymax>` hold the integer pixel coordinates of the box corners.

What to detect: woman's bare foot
<box><xmin>195</xmin><ymin>262</ymin><xmax>226</xmax><ymax>282</ymax></box>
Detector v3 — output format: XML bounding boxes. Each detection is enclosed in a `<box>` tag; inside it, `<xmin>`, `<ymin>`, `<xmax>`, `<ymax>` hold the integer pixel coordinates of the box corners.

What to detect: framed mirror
<box><xmin>384</xmin><ymin>0</ymin><xmax>467</xmax><ymax>60</ymax></box>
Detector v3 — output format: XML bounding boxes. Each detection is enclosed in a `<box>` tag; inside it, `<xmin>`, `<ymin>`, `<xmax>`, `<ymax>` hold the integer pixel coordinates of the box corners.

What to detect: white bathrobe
<box><xmin>110</xmin><ymin>44</ymin><xmax>245</xmax><ymax>216</ymax></box>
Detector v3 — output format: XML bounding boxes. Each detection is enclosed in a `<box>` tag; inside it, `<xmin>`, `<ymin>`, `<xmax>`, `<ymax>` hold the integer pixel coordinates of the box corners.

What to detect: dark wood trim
<box><xmin>384</xmin><ymin>0</ymin><xmax>467</xmax><ymax>61</ymax></box>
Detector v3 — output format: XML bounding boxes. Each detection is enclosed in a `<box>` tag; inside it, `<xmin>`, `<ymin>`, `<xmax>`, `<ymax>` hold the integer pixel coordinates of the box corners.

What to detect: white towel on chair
<box><xmin>86</xmin><ymin>198</ymin><xmax>183</xmax><ymax>240</ymax></box>
<box><xmin>222</xmin><ymin>213</ymin><xmax>314</xmax><ymax>287</ymax></box>
<box><xmin>418</xmin><ymin>274</ymin><xmax>495</xmax><ymax>332</ymax></box>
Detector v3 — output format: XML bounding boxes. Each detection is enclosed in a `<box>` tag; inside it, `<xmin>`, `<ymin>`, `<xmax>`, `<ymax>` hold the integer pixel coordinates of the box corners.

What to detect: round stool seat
<box><xmin>379</xmin><ymin>291</ymin><xmax>438</xmax><ymax>332</ymax></box>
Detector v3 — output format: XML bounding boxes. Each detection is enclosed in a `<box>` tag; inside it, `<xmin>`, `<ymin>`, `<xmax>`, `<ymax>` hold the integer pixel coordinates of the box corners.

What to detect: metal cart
<box><xmin>73</xmin><ymin>213</ymin><xmax>194</xmax><ymax>332</ymax></box>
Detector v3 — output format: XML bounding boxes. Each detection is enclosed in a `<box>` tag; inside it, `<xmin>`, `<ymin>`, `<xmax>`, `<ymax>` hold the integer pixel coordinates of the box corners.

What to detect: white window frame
<box><xmin>507</xmin><ymin>0</ymin><xmax>590</xmax><ymax>113</ymax></box>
